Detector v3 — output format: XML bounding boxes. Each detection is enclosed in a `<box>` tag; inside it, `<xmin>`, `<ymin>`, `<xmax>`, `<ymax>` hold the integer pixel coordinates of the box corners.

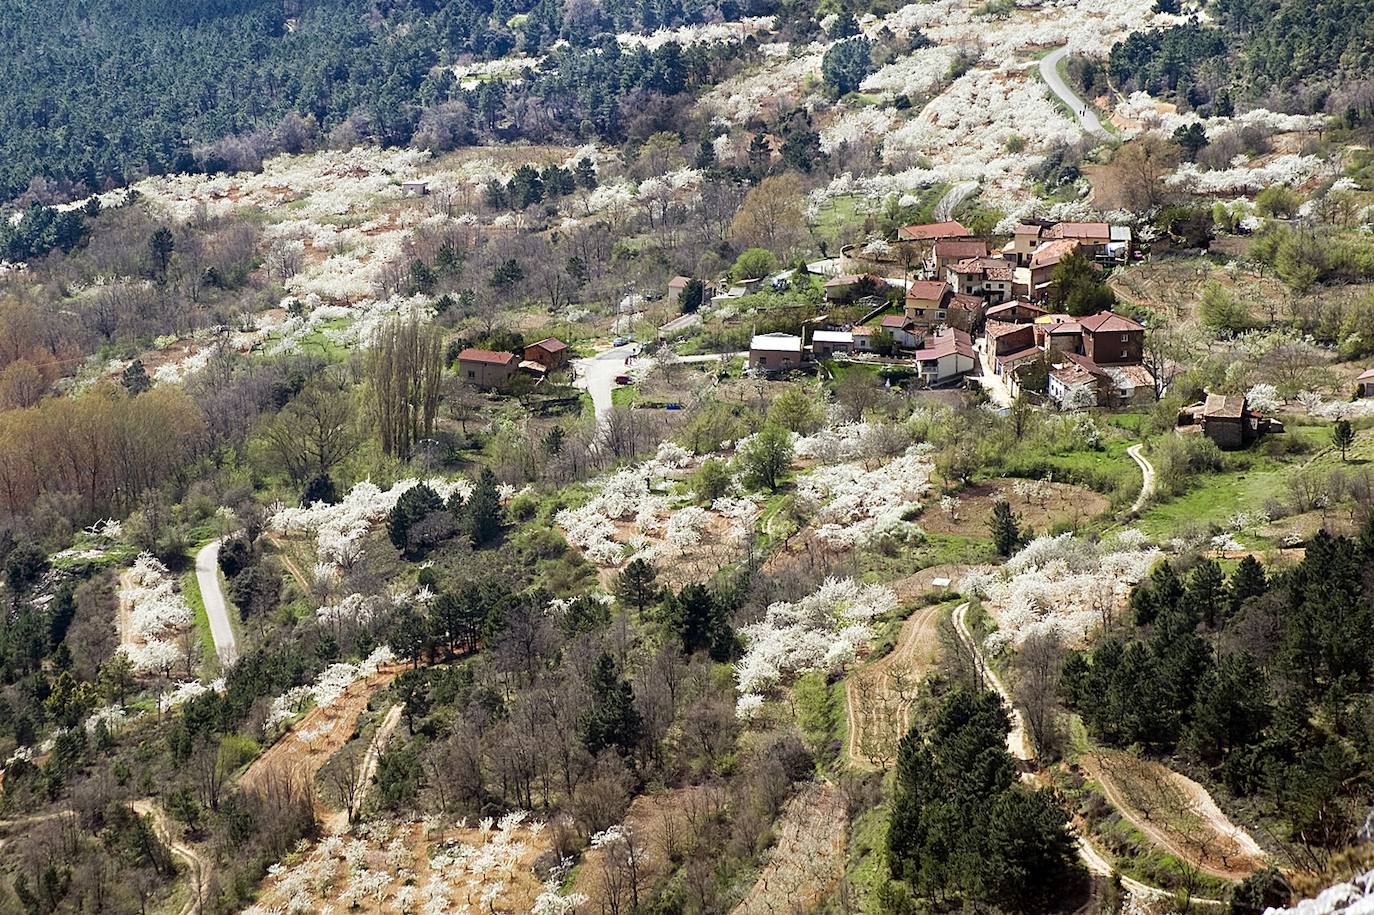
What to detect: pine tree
<box><xmin>1228</xmin><ymin>555</ymin><xmax>1267</xmax><ymax>617</ymax></box>
<box><xmin>1332</xmin><ymin>420</ymin><xmax>1355</xmax><ymax>461</ymax></box>
<box><xmin>615</xmin><ymin>558</ymin><xmax>660</xmax><ymax>613</ymax></box>
<box><xmin>388</xmin><ymin>483</ymin><xmax>444</xmax><ymax>552</ymax></box>
<box><xmin>580</xmin><ymin>654</ymin><xmax>641</xmax><ymax>757</ymax></box>
<box><xmin>121</xmin><ymin>359</ymin><xmax>152</xmax><ymax>395</ymax></box>
<box><xmin>467</xmin><ymin>468</ymin><xmax>502</xmax><ymax>546</ymax></box>
<box><xmin>990</xmin><ymin>499</ymin><xmax>1021</xmax><ymax>557</ymax></box>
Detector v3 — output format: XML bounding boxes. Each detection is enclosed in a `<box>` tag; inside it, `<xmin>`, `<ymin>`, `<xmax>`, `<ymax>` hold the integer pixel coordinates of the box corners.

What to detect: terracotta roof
<box><xmin>1203</xmin><ymin>393</ymin><xmax>1247</xmax><ymax>419</ymax></box>
<box><xmin>898</xmin><ymin>220</ymin><xmax>971</xmax><ymax>240</ymax></box>
<box><xmin>528</xmin><ymin>336</ymin><xmax>568</xmax><ymax>353</ymax></box>
<box><xmin>851</xmin><ymin>325</ymin><xmax>876</xmax><ymax>337</ymax></box>
<box><xmin>985</xmin><ymin>320</ymin><xmax>1034</xmax><ymax>339</ymax></box>
<box><xmin>880</xmin><ymin>314</ymin><xmax>912</xmax><ymax>329</ymax></box>
<box><xmin>1045</xmin><ymin>321</ymin><xmax>1081</xmax><ymax>334</ymax></box>
<box><xmin>1049</xmin><ymin>221</ymin><xmax>1111</xmax><ymax>242</ymax></box>
<box><xmin>907</xmin><ymin>280</ymin><xmax>950</xmax><ymax>301</ymax></box>
<box><xmin>911</xmin><ymin>328</ymin><xmax>975</xmax><ymax>362</ymax></box>
<box><xmin>1051</xmin><ymin>364</ymin><xmax>1097</xmax><ymax>387</ymax></box>
<box><xmin>1357</xmin><ymin>368</ymin><xmax>1374</xmax><ymax>381</ymax></box>
<box><xmin>949</xmin><ymin>292</ymin><xmax>984</xmax><ymax>310</ymax></box>
<box><xmin>667</xmin><ymin>275</ymin><xmax>692</xmax><ymax>289</ymax></box>
<box><xmin>1014</xmin><ymin>223</ymin><xmax>1043</xmax><ymax>236</ymax></box>
<box><xmin>458</xmin><ymin>347</ymin><xmax>518</xmax><ymax>365</ymax></box>
<box><xmin>1029</xmin><ymin>239</ymin><xmax>1080</xmax><ymax>269</ymax></box>
<box><xmin>986</xmin><ymin>300</ymin><xmax>1046</xmax><ymax>318</ymax></box>
<box><xmin>1078</xmin><ymin>311</ymin><xmax>1144</xmax><ymax>334</ymax></box>
<box><xmin>932</xmin><ymin>239</ymin><xmax>989</xmax><ymax>259</ymax></box>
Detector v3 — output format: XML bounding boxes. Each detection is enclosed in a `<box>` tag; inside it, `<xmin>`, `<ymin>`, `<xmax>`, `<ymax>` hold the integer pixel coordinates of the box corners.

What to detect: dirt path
<box><xmin>240</xmin><ymin>665</ymin><xmax>402</xmax><ymax>808</ymax></box>
<box><xmin>950</xmin><ymin>603</ymin><xmax>1244</xmax><ymax>903</ymax></box>
<box><xmin>266</xmin><ymin>533</ymin><xmax>315</xmax><ymax>592</ymax></box>
<box><xmin>325</xmin><ymin>702</ymin><xmax>405</xmax><ymax>834</ymax></box>
<box><xmin>132</xmin><ymin>799</ymin><xmax>211</xmax><ymax>915</ymax></box>
<box><xmin>1081</xmin><ymin>751</ymin><xmax>1266</xmax><ymax>880</ymax></box>
<box><xmin>845</xmin><ymin>604</ymin><xmax>943</xmax><ymax>769</ymax></box>
<box><xmin>1127</xmin><ymin>443</ymin><xmax>1154</xmax><ymax>514</ymax></box>
<box><xmin>729</xmin><ymin>782</ymin><xmax>849</xmax><ymax>915</ymax></box>
<box><xmin>952</xmin><ymin>603</ymin><xmax>1032</xmax><ymax>762</ymax></box>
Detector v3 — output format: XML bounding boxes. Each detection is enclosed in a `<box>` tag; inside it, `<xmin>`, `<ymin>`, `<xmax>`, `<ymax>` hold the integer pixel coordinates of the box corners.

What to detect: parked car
<box><xmin>614</xmin><ymin>374</ymin><xmax>632</xmax><ymax>385</ymax></box>
<box><xmin>612</xmin><ymin>336</ymin><xmax>632</xmax><ymax>346</ymax></box>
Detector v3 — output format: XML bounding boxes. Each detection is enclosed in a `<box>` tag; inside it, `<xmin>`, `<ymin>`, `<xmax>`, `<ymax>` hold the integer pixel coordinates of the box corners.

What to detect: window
<box><xmin>937</xmin><ymin>311</ymin><xmax>946</xmax><ymax>319</ymax></box>
<box><xmin>1120</xmin><ymin>334</ymin><xmax>1129</xmax><ymax>343</ymax></box>
<box><xmin>467</xmin><ymin>370</ymin><xmax>475</xmax><ymax>379</ymax></box>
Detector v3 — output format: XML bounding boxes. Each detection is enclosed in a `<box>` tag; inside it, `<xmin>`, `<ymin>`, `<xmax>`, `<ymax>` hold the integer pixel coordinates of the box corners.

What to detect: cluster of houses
<box><xmin>744</xmin><ymin>218</ymin><xmax>1153</xmax><ymax>411</ymax></box>
<box><xmin>456</xmin><ymin>336</ymin><xmax>570</xmax><ymax>387</ymax></box>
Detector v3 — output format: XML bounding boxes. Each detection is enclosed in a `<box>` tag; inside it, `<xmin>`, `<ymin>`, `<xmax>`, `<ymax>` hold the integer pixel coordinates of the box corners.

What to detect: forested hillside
<box><xmin>0</xmin><ymin>0</ymin><xmax>771</xmax><ymax>203</ymax></box>
<box><xmin>1108</xmin><ymin>0</ymin><xmax>1374</xmax><ymax>115</ymax></box>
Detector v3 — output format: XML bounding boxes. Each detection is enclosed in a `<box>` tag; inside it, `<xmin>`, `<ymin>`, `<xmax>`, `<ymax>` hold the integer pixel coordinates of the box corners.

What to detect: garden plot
<box><xmin>242</xmin><ymin>649</ymin><xmax>400</xmax><ymax>805</ymax></box>
<box><xmin>556</xmin><ymin>444</ymin><xmax>760</xmax><ymax>582</ymax></box>
<box><xmin>960</xmin><ymin>531</ymin><xmax>1163</xmax><ymax>651</ymax></box>
<box><xmin>918</xmin><ymin>478</ymin><xmax>1109</xmax><ymax>538</ymax></box>
<box><xmin>246</xmin><ymin>812</ymin><xmax>556</xmax><ymax>915</ymax></box>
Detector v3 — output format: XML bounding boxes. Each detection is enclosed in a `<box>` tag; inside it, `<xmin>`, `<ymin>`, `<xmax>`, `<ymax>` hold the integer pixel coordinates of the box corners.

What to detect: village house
<box><xmin>910</xmin><ymin>328</ymin><xmax>977</xmax><ymax>384</ymax></box>
<box><xmin>1016</xmin><ymin>238</ymin><xmax>1079</xmax><ymax>301</ymax></box>
<box><xmin>851</xmin><ymin>326</ymin><xmax>877</xmax><ymax>353</ymax></box>
<box><xmin>1004</xmin><ymin>221</ymin><xmax>1131</xmax><ymax>270</ymax></box>
<box><xmin>984</xmin><ymin>300</ymin><xmax>1047</xmax><ymax>324</ymax></box>
<box><xmin>1079</xmin><ymin>311</ymin><xmax>1145</xmax><ymax>365</ymax></box>
<box><xmin>946</xmin><ymin>256</ymin><xmax>1014</xmax><ymax>304</ymax></box>
<box><xmin>1191</xmin><ymin>394</ymin><xmax>1259</xmax><ymax>449</ymax></box>
<box><xmin>946</xmin><ymin>292</ymin><xmax>986</xmax><ymax>334</ymax></box>
<box><xmin>811</xmin><ymin>329</ymin><xmax>854</xmax><ymax>358</ymax></box>
<box><xmin>1002</xmin><ymin>223</ymin><xmax>1046</xmax><ymax>267</ymax></box>
<box><xmin>522</xmin><ymin>337</ymin><xmax>570</xmax><ymax>373</ymax></box>
<box><xmin>458</xmin><ymin>347</ymin><xmax>519</xmax><ymax>387</ymax></box>
<box><xmin>1359</xmin><ymin>368</ymin><xmax>1374</xmax><ymax>397</ymax></box>
<box><xmin>1048</xmin><ymin>362</ymin><xmax>1101</xmax><ymax>410</ymax></box>
<box><xmin>927</xmin><ymin>239</ymin><xmax>989</xmax><ymax>276</ymax></box>
<box><xmin>1036</xmin><ymin>316</ymin><xmax>1083</xmax><ymax>355</ymax></box>
<box><xmin>749</xmin><ymin>332</ymin><xmax>804</xmax><ymax>373</ymax></box>
<box><xmin>880</xmin><ymin>314</ymin><xmax>923</xmax><ymax>349</ymax></box>
<box><xmin>904</xmin><ymin>280</ymin><xmax>951</xmax><ymax>326</ymax></box>
<box><xmin>986</xmin><ymin>321</ymin><xmax>1041</xmax><ymax>380</ymax></box>
<box><xmin>666</xmin><ymin>275</ymin><xmax>692</xmax><ymax>309</ymax></box>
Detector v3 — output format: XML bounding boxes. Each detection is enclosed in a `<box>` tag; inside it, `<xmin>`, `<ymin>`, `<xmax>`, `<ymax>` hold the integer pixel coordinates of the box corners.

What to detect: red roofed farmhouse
<box><xmin>457</xmin><ymin>348</ymin><xmax>519</xmax><ymax>387</ymax></box>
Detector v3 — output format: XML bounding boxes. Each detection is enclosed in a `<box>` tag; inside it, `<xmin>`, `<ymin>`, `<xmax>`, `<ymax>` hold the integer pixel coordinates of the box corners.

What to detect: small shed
<box><xmin>523</xmin><ymin>337</ymin><xmax>570</xmax><ymax>371</ymax></box>
<box><xmin>1359</xmin><ymin>367</ymin><xmax>1374</xmax><ymax>398</ymax></box>
<box><xmin>402</xmin><ymin>180</ymin><xmax>430</xmax><ymax>197</ymax></box>
<box><xmin>811</xmin><ymin>329</ymin><xmax>854</xmax><ymax>358</ymax></box>
<box><xmin>1199</xmin><ymin>394</ymin><xmax>1254</xmax><ymax>449</ymax></box>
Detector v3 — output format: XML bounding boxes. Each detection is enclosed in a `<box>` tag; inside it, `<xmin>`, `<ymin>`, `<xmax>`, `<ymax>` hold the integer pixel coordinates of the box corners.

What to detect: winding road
<box><xmin>1126</xmin><ymin>443</ymin><xmax>1155</xmax><ymax>514</ymax></box>
<box><xmin>1040</xmin><ymin>47</ymin><xmax>1111</xmax><ymax>141</ymax></box>
<box><xmin>950</xmin><ymin>602</ymin><xmax>1239</xmax><ymax>905</ymax></box>
<box><xmin>933</xmin><ymin>181</ymin><xmax>979</xmax><ymax>222</ymax></box>
<box><xmin>194</xmin><ymin>540</ymin><xmax>238</xmax><ymax>668</ymax></box>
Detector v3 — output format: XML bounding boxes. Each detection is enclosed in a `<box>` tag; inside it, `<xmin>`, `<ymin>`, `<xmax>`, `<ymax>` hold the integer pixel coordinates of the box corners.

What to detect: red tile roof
<box><xmin>996</xmin><ymin>345</ymin><xmax>1043</xmax><ymax>367</ymax></box>
<box><xmin>985</xmin><ymin>320</ymin><xmax>1034</xmax><ymax>339</ymax></box>
<box><xmin>1078</xmin><ymin>311</ymin><xmax>1144</xmax><ymax>334</ymax></box>
<box><xmin>911</xmin><ymin>327</ymin><xmax>976</xmax><ymax>361</ymax></box>
<box><xmin>898</xmin><ymin>220</ymin><xmax>971</xmax><ymax>240</ymax></box>
<box><xmin>951</xmin><ymin>257</ymin><xmax>1013</xmax><ymax>281</ymax></box>
<box><xmin>668</xmin><ymin>275</ymin><xmax>692</xmax><ymax>289</ymax></box>
<box><xmin>1029</xmin><ymin>239</ymin><xmax>1080</xmax><ymax>269</ymax></box>
<box><xmin>528</xmin><ymin>336</ymin><xmax>568</xmax><ymax>353</ymax></box>
<box><xmin>880</xmin><ymin>314</ymin><xmax>912</xmax><ymax>329</ymax></box>
<box><xmin>1049</xmin><ymin>222</ymin><xmax>1111</xmax><ymax>242</ymax></box>
<box><xmin>933</xmin><ymin>239</ymin><xmax>989</xmax><ymax>259</ymax></box>
<box><xmin>458</xmin><ymin>347</ymin><xmax>518</xmax><ymax>365</ymax></box>
<box><xmin>907</xmin><ymin>280</ymin><xmax>950</xmax><ymax>301</ymax></box>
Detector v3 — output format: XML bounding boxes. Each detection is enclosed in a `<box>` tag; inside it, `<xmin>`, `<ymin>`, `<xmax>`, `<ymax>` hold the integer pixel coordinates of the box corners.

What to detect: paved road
<box><xmin>1126</xmin><ymin>443</ymin><xmax>1155</xmax><ymax>514</ymax></box>
<box><xmin>574</xmin><ymin>342</ymin><xmax>640</xmax><ymax>423</ymax></box>
<box><xmin>1040</xmin><ymin>47</ymin><xmax>1111</xmax><ymax>140</ymax></box>
<box><xmin>973</xmin><ymin>340</ymin><xmax>1014</xmax><ymax>408</ymax></box>
<box><xmin>194</xmin><ymin>540</ymin><xmax>238</xmax><ymax>668</ymax></box>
